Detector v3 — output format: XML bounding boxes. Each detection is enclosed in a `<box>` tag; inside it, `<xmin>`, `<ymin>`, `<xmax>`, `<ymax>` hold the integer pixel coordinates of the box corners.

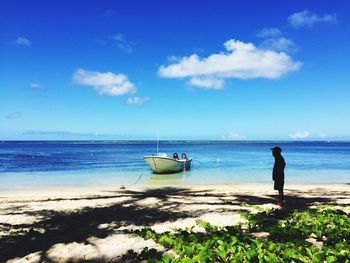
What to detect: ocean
<box><xmin>0</xmin><ymin>141</ymin><xmax>349</xmax><ymax>189</ymax></box>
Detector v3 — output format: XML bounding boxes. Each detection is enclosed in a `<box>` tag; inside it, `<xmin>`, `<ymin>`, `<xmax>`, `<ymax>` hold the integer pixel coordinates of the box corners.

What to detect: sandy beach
<box><xmin>2</xmin><ymin>0</ymin><xmax>350</xmax><ymax>260</ymax></box>
<box><xmin>0</xmin><ymin>183</ymin><xmax>349</xmax><ymax>262</ymax></box>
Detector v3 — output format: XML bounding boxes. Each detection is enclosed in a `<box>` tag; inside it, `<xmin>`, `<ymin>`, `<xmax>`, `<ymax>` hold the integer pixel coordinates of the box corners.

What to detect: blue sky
<box><xmin>1</xmin><ymin>0</ymin><xmax>349</xmax><ymax>140</ymax></box>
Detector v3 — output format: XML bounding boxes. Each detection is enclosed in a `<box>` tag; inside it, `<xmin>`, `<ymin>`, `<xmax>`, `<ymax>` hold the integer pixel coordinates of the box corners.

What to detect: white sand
<box><xmin>0</xmin><ymin>183</ymin><xmax>349</xmax><ymax>262</ymax></box>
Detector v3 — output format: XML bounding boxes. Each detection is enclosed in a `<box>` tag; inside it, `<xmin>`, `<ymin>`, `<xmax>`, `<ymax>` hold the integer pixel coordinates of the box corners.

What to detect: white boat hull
<box><xmin>144</xmin><ymin>156</ymin><xmax>192</xmax><ymax>174</ymax></box>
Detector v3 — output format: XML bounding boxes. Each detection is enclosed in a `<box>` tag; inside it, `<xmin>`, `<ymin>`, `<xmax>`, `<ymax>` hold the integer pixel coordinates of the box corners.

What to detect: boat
<box><xmin>144</xmin><ymin>153</ymin><xmax>192</xmax><ymax>174</ymax></box>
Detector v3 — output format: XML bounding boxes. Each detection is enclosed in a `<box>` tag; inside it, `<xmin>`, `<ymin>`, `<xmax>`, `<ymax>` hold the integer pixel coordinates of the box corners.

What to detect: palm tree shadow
<box><xmin>0</xmin><ymin>187</ymin><xmax>192</xmax><ymax>262</ymax></box>
<box><xmin>0</xmin><ymin>186</ymin><xmax>348</xmax><ymax>262</ymax></box>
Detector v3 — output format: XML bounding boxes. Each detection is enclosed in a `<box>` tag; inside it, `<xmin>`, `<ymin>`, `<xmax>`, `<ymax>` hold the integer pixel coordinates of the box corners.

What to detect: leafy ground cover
<box><xmin>124</xmin><ymin>205</ymin><xmax>350</xmax><ymax>262</ymax></box>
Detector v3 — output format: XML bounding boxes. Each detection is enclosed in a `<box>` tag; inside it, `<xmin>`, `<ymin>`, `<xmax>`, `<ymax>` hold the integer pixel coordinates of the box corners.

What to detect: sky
<box><xmin>1</xmin><ymin>0</ymin><xmax>349</xmax><ymax>140</ymax></box>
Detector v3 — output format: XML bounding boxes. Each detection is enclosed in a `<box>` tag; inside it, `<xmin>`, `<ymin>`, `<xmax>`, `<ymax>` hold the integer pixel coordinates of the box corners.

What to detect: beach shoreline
<box><xmin>0</xmin><ymin>181</ymin><xmax>349</xmax><ymax>197</ymax></box>
<box><xmin>0</xmin><ymin>182</ymin><xmax>349</xmax><ymax>262</ymax></box>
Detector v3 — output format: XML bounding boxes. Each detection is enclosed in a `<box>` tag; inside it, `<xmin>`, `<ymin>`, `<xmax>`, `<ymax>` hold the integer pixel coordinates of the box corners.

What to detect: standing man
<box><xmin>271</xmin><ymin>146</ymin><xmax>286</xmax><ymax>206</ymax></box>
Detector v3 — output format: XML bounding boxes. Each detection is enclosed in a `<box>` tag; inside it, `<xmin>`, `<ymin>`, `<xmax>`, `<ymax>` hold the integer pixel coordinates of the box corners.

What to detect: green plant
<box><xmin>129</xmin><ymin>207</ymin><xmax>350</xmax><ymax>262</ymax></box>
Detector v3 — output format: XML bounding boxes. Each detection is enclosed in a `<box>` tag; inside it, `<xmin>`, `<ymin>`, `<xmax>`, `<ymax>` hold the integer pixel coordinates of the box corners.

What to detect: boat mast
<box><xmin>156</xmin><ymin>130</ymin><xmax>159</xmax><ymax>155</ymax></box>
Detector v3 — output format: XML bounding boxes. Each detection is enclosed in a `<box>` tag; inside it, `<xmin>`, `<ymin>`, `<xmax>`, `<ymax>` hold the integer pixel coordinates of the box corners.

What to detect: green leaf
<box><xmin>312</xmin><ymin>251</ymin><xmax>325</xmax><ymax>263</ymax></box>
<box><xmin>180</xmin><ymin>258</ymin><xmax>194</xmax><ymax>263</ymax></box>
<box><xmin>268</xmin><ymin>243</ymin><xmax>276</xmax><ymax>251</ymax></box>
<box><xmin>161</xmin><ymin>254</ymin><xmax>173</xmax><ymax>263</ymax></box>
<box><xmin>246</xmin><ymin>248</ymin><xmax>257</xmax><ymax>260</ymax></box>
<box><xmin>326</xmin><ymin>255</ymin><xmax>337</xmax><ymax>263</ymax></box>
<box><xmin>231</xmin><ymin>236</ymin><xmax>238</xmax><ymax>245</ymax></box>
<box><xmin>230</xmin><ymin>245</ymin><xmax>237</xmax><ymax>254</ymax></box>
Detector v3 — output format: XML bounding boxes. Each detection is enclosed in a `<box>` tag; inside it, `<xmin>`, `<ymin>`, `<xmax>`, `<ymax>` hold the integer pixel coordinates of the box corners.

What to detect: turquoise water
<box><xmin>0</xmin><ymin>141</ymin><xmax>349</xmax><ymax>189</ymax></box>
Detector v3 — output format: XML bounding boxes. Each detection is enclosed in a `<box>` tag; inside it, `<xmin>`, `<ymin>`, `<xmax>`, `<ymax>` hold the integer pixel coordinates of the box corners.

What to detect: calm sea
<box><xmin>0</xmin><ymin>141</ymin><xmax>349</xmax><ymax>189</ymax></box>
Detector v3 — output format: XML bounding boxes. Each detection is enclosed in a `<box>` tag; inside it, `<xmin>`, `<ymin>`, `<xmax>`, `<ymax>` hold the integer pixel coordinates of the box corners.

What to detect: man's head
<box><xmin>271</xmin><ymin>146</ymin><xmax>282</xmax><ymax>157</ymax></box>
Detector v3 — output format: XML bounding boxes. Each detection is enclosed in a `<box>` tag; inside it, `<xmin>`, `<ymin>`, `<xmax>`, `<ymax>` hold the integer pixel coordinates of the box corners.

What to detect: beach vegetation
<box><xmin>126</xmin><ymin>206</ymin><xmax>350</xmax><ymax>262</ymax></box>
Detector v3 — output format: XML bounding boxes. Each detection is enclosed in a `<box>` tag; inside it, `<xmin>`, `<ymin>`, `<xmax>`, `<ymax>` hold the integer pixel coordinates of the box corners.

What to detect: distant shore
<box><xmin>0</xmin><ymin>183</ymin><xmax>349</xmax><ymax>262</ymax></box>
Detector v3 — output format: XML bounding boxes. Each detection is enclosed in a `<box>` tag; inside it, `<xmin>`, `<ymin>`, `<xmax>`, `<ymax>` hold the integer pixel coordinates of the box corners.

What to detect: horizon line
<box><xmin>1</xmin><ymin>139</ymin><xmax>350</xmax><ymax>143</ymax></box>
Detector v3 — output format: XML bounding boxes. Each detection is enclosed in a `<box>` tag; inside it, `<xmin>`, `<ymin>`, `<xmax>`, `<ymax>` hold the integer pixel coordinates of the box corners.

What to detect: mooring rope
<box><xmin>120</xmin><ymin>172</ymin><xmax>146</xmax><ymax>189</ymax></box>
<box><xmin>193</xmin><ymin>159</ymin><xmax>203</xmax><ymax>165</ymax></box>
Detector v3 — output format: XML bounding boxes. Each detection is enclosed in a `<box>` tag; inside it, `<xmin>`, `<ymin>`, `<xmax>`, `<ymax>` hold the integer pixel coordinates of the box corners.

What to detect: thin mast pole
<box><xmin>156</xmin><ymin>130</ymin><xmax>159</xmax><ymax>155</ymax></box>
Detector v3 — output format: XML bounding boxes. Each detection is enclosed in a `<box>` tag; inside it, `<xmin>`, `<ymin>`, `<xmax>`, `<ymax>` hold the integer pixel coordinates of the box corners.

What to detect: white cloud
<box><xmin>104</xmin><ymin>9</ymin><xmax>115</xmax><ymax>17</ymax></box>
<box><xmin>23</xmin><ymin>130</ymin><xmax>117</xmax><ymax>137</ymax></box>
<box><xmin>288</xmin><ymin>10</ymin><xmax>337</xmax><ymax>28</ymax></box>
<box><xmin>222</xmin><ymin>132</ymin><xmax>246</xmax><ymax>140</ymax></box>
<box><xmin>29</xmin><ymin>83</ymin><xmax>42</xmax><ymax>89</ymax></box>
<box><xmin>193</xmin><ymin>47</ymin><xmax>205</xmax><ymax>53</ymax></box>
<box><xmin>288</xmin><ymin>131</ymin><xmax>310</xmax><ymax>139</ymax></box>
<box><xmin>158</xmin><ymin>39</ymin><xmax>302</xmax><ymax>89</ymax></box>
<box><xmin>318</xmin><ymin>132</ymin><xmax>327</xmax><ymax>138</ymax></box>
<box><xmin>113</xmin><ymin>33</ymin><xmax>125</xmax><ymax>42</ymax></box>
<box><xmin>112</xmin><ymin>33</ymin><xmax>134</xmax><ymax>54</ymax></box>
<box><xmin>6</xmin><ymin>112</ymin><xmax>22</xmax><ymax>119</ymax></box>
<box><xmin>15</xmin><ymin>37</ymin><xmax>31</xmax><ymax>46</ymax></box>
<box><xmin>259</xmin><ymin>37</ymin><xmax>297</xmax><ymax>53</ymax></box>
<box><xmin>127</xmin><ymin>96</ymin><xmax>150</xmax><ymax>105</ymax></box>
<box><xmin>257</xmin><ymin>28</ymin><xmax>282</xmax><ymax>38</ymax></box>
<box><xmin>188</xmin><ymin>77</ymin><xmax>224</xmax><ymax>89</ymax></box>
<box><xmin>73</xmin><ymin>69</ymin><xmax>136</xmax><ymax>96</ymax></box>
<box><xmin>167</xmin><ymin>55</ymin><xmax>182</xmax><ymax>63</ymax></box>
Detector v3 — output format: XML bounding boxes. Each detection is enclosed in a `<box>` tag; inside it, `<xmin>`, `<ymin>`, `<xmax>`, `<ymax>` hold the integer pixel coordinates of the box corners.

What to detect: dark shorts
<box><xmin>274</xmin><ymin>180</ymin><xmax>284</xmax><ymax>191</ymax></box>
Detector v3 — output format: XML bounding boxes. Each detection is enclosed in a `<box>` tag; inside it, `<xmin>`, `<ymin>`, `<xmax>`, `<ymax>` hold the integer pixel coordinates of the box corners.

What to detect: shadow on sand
<box><xmin>0</xmin><ymin>187</ymin><xmax>348</xmax><ymax>262</ymax></box>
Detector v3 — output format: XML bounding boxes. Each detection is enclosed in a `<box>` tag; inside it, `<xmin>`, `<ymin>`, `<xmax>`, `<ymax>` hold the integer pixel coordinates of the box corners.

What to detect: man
<box><xmin>271</xmin><ymin>146</ymin><xmax>286</xmax><ymax>206</ymax></box>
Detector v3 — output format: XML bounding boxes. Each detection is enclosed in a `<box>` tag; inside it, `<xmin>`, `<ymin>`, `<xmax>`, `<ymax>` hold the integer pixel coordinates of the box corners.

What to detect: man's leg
<box><xmin>278</xmin><ymin>190</ymin><xmax>284</xmax><ymax>206</ymax></box>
